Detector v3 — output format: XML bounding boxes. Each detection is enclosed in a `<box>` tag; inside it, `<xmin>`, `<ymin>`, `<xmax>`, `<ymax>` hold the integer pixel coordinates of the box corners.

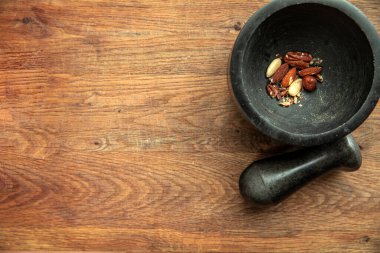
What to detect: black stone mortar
<box><xmin>230</xmin><ymin>0</ymin><xmax>380</xmax><ymax>204</ymax></box>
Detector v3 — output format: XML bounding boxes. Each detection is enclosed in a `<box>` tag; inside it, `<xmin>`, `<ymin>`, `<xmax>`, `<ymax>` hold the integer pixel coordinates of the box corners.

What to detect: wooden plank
<box><xmin>0</xmin><ymin>0</ymin><xmax>379</xmax><ymax>252</ymax></box>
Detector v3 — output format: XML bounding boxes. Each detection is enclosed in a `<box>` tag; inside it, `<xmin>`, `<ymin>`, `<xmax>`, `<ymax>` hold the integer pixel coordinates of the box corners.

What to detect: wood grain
<box><xmin>0</xmin><ymin>0</ymin><xmax>379</xmax><ymax>252</ymax></box>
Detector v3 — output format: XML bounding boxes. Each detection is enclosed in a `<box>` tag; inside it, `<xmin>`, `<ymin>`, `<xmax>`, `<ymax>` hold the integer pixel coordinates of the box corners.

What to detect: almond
<box><xmin>271</xmin><ymin>63</ymin><xmax>289</xmax><ymax>83</ymax></box>
<box><xmin>266</xmin><ymin>58</ymin><xmax>282</xmax><ymax>78</ymax></box>
<box><xmin>299</xmin><ymin>67</ymin><xmax>322</xmax><ymax>77</ymax></box>
<box><xmin>288</xmin><ymin>78</ymin><xmax>302</xmax><ymax>97</ymax></box>
<box><xmin>281</xmin><ymin>68</ymin><xmax>297</xmax><ymax>88</ymax></box>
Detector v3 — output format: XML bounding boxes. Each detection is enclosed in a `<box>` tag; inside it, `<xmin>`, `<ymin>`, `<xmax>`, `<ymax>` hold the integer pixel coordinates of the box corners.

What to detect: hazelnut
<box><xmin>302</xmin><ymin>76</ymin><xmax>317</xmax><ymax>91</ymax></box>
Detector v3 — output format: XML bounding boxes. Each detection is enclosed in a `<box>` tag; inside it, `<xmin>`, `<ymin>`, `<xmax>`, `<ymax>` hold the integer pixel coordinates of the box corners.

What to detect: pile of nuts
<box><xmin>265</xmin><ymin>51</ymin><xmax>323</xmax><ymax>107</ymax></box>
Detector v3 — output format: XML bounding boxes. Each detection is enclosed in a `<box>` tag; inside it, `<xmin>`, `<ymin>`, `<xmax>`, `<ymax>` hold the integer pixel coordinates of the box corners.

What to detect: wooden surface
<box><xmin>0</xmin><ymin>0</ymin><xmax>379</xmax><ymax>252</ymax></box>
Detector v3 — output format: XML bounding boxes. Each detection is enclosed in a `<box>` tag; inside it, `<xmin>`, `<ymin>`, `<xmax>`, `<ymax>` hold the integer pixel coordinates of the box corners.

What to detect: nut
<box><xmin>284</xmin><ymin>59</ymin><xmax>310</xmax><ymax>69</ymax></box>
<box><xmin>279</xmin><ymin>101</ymin><xmax>292</xmax><ymax>107</ymax></box>
<box><xmin>299</xmin><ymin>67</ymin><xmax>322</xmax><ymax>77</ymax></box>
<box><xmin>310</xmin><ymin>58</ymin><xmax>323</xmax><ymax>66</ymax></box>
<box><xmin>288</xmin><ymin>78</ymin><xmax>302</xmax><ymax>97</ymax></box>
<box><xmin>285</xmin><ymin>51</ymin><xmax>313</xmax><ymax>62</ymax></box>
<box><xmin>280</xmin><ymin>90</ymin><xmax>288</xmax><ymax>97</ymax></box>
<box><xmin>315</xmin><ymin>74</ymin><xmax>324</xmax><ymax>82</ymax></box>
<box><xmin>279</xmin><ymin>97</ymin><xmax>294</xmax><ymax>107</ymax></box>
<box><xmin>302</xmin><ymin>76</ymin><xmax>317</xmax><ymax>91</ymax></box>
<box><xmin>266</xmin><ymin>84</ymin><xmax>279</xmax><ymax>98</ymax></box>
<box><xmin>266</xmin><ymin>58</ymin><xmax>282</xmax><ymax>78</ymax></box>
<box><xmin>266</xmin><ymin>84</ymin><xmax>275</xmax><ymax>98</ymax></box>
<box><xmin>271</xmin><ymin>63</ymin><xmax>289</xmax><ymax>83</ymax></box>
<box><xmin>281</xmin><ymin>67</ymin><xmax>297</xmax><ymax>88</ymax></box>
<box><xmin>264</xmin><ymin>50</ymin><xmax>323</xmax><ymax>107</ymax></box>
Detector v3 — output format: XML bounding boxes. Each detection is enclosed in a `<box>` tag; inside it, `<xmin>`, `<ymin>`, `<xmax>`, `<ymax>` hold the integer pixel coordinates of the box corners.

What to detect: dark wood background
<box><xmin>0</xmin><ymin>0</ymin><xmax>379</xmax><ymax>252</ymax></box>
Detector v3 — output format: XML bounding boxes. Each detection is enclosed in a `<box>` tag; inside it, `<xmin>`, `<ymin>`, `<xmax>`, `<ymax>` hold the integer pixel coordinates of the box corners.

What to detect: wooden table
<box><xmin>0</xmin><ymin>0</ymin><xmax>379</xmax><ymax>252</ymax></box>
